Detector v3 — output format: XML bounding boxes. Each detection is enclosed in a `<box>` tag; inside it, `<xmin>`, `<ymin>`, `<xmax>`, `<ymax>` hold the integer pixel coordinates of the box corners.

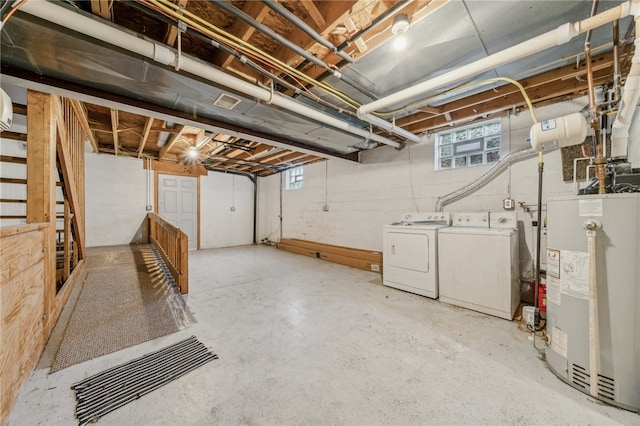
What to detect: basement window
<box><xmin>435</xmin><ymin>119</ymin><xmax>501</xmax><ymax>170</ymax></box>
<box><xmin>285</xmin><ymin>166</ymin><xmax>303</xmax><ymax>190</ymax></box>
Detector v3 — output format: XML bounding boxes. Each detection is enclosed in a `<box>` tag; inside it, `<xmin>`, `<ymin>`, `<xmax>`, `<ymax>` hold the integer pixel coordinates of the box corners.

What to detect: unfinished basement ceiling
<box><xmin>0</xmin><ymin>0</ymin><xmax>634</xmax><ymax>176</ymax></box>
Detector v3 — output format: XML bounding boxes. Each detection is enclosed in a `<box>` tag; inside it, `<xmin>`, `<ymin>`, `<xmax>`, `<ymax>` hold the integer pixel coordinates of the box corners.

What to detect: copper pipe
<box><xmin>613</xmin><ymin>20</ymin><xmax>621</xmax><ymax>97</ymax></box>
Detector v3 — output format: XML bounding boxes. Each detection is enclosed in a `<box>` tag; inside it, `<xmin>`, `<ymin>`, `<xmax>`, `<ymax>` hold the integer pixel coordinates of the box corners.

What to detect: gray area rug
<box><xmin>50</xmin><ymin>244</ymin><xmax>195</xmax><ymax>373</ymax></box>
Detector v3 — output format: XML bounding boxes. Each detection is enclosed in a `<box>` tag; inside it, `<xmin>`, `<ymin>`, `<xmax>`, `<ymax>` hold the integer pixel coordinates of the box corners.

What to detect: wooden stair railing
<box><xmin>147</xmin><ymin>212</ymin><xmax>189</xmax><ymax>294</ymax></box>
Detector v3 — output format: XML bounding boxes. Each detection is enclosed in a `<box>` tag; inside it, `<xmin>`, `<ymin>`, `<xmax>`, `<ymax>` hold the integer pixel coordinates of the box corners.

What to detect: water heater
<box><xmin>546</xmin><ymin>194</ymin><xmax>640</xmax><ymax>412</ymax></box>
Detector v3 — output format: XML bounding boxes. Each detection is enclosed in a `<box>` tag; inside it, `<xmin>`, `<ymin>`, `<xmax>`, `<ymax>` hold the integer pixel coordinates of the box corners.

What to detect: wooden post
<box><xmin>179</xmin><ymin>231</ymin><xmax>188</xmax><ymax>294</ymax></box>
<box><xmin>26</xmin><ymin>90</ymin><xmax>57</xmax><ymax>333</ymax></box>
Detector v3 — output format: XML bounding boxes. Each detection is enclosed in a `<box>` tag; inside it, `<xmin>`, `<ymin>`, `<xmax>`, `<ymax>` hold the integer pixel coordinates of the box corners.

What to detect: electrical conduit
<box><xmin>20</xmin><ymin>0</ymin><xmax>401</xmax><ymax>149</ymax></box>
<box><xmin>356</xmin><ymin>1</ymin><xmax>640</xmax><ymax>141</ymax></box>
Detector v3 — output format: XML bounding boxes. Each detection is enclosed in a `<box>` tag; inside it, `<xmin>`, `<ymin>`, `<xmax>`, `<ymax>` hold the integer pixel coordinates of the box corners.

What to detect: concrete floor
<box><xmin>7</xmin><ymin>245</ymin><xmax>640</xmax><ymax>425</ymax></box>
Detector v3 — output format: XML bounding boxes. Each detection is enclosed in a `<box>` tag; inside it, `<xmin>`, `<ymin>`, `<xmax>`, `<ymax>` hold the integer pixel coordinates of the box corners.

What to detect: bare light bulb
<box><xmin>394</xmin><ymin>35</ymin><xmax>408</xmax><ymax>50</ymax></box>
<box><xmin>187</xmin><ymin>147</ymin><xmax>199</xmax><ymax>159</ymax></box>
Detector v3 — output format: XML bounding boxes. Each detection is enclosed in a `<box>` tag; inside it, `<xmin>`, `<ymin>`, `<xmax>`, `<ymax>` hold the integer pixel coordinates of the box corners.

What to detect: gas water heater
<box><xmin>546</xmin><ymin>193</ymin><xmax>640</xmax><ymax>412</ymax></box>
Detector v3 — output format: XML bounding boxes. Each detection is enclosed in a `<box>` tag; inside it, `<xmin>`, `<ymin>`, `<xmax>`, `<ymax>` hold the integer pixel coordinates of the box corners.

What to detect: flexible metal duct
<box><xmin>435</xmin><ymin>148</ymin><xmax>538</xmax><ymax>211</ymax></box>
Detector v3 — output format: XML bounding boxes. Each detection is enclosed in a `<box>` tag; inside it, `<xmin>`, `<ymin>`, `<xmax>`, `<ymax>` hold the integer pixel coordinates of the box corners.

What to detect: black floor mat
<box><xmin>71</xmin><ymin>336</ymin><xmax>217</xmax><ymax>425</ymax></box>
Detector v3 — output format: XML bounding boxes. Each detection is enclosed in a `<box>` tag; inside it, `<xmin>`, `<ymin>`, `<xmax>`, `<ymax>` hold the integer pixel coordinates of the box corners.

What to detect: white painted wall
<box><xmin>257</xmin><ymin>98</ymin><xmax>613</xmax><ymax>280</ymax></box>
<box><xmin>1</xmin><ymin>84</ymin><xmax>29</xmax><ymax>228</ymax></box>
<box><xmin>85</xmin><ymin>154</ymin><xmax>150</xmax><ymax>247</ymax></box>
<box><xmin>200</xmin><ymin>172</ymin><xmax>254</xmax><ymax>248</ymax></box>
<box><xmin>85</xmin><ymin>154</ymin><xmax>255</xmax><ymax>248</ymax></box>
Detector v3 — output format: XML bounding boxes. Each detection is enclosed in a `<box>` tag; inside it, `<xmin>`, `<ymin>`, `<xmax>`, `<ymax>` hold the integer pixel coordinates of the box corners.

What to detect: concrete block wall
<box><xmin>257</xmin><ymin>98</ymin><xmax>605</xmax><ymax>280</ymax></box>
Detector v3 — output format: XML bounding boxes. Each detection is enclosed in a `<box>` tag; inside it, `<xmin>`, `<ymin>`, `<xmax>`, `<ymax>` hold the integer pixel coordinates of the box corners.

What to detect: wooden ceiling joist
<box><xmin>271</xmin><ymin>1</ymin><xmax>355</xmax><ymax>69</ymax></box>
<box><xmin>214</xmin><ymin>2</ymin><xmax>271</xmax><ymax>71</ymax></box>
<box><xmin>137</xmin><ymin>118</ymin><xmax>155</xmax><ymax>158</ymax></box>
<box><xmin>90</xmin><ymin>0</ymin><xmax>112</xmax><ymax>20</ymax></box>
<box><xmin>110</xmin><ymin>108</ymin><xmax>119</xmax><ymax>156</ymax></box>
<box><xmin>69</xmin><ymin>99</ymin><xmax>99</xmax><ymax>154</ymax></box>
<box><xmin>164</xmin><ymin>0</ymin><xmax>189</xmax><ymax>47</ymax></box>
<box><xmin>158</xmin><ymin>124</ymin><xmax>187</xmax><ymax>160</ymax></box>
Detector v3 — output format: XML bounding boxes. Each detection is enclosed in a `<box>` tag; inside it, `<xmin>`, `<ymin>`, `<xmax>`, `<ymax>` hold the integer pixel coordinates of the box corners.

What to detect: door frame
<box><xmin>154</xmin><ymin>171</ymin><xmax>201</xmax><ymax>250</ymax></box>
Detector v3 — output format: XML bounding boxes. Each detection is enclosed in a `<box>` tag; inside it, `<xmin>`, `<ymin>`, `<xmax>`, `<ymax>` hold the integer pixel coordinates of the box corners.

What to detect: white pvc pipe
<box><xmin>611</xmin><ymin>16</ymin><xmax>640</xmax><ymax>159</ymax></box>
<box><xmin>19</xmin><ymin>0</ymin><xmax>402</xmax><ymax>149</ymax></box>
<box><xmin>584</xmin><ymin>219</ymin><xmax>601</xmax><ymax>398</ymax></box>
<box><xmin>357</xmin><ymin>0</ymin><xmax>639</xmax><ymax>123</ymax></box>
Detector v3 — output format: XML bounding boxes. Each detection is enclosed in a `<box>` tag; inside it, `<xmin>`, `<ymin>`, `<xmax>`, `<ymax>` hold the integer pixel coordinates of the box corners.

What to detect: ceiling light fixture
<box><xmin>391</xmin><ymin>13</ymin><xmax>410</xmax><ymax>51</ymax></box>
<box><xmin>391</xmin><ymin>13</ymin><xmax>410</xmax><ymax>36</ymax></box>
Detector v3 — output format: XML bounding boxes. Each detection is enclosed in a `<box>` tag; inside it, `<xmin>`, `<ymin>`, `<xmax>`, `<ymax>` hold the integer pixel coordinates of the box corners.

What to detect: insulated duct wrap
<box><xmin>435</xmin><ymin>148</ymin><xmax>538</xmax><ymax>211</ymax></box>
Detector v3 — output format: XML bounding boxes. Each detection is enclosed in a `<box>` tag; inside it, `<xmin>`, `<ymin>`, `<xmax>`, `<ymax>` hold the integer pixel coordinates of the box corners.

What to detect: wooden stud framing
<box><xmin>52</xmin><ymin>96</ymin><xmax>86</xmax><ymax>260</ymax></box>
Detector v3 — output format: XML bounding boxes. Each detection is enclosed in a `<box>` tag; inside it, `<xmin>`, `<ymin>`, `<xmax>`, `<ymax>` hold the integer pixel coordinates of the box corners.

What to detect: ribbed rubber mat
<box><xmin>71</xmin><ymin>336</ymin><xmax>217</xmax><ymax>425</ymax></box>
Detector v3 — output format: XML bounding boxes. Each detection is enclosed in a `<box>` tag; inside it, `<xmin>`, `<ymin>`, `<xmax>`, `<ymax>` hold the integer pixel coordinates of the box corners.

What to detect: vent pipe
<box><xmin>611</xmin><ymin>15</ymin><xmax>640</xmax><ymax>159</ymax></box>
<box><xmin>356</xmin><ymin>1</ymin><xmax>640</xmax><ymax>142</ymax></box>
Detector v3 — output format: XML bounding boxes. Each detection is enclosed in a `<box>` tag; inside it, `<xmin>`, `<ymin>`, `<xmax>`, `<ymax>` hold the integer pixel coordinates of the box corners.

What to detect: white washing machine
<box><xmin>382</xmin><ymin>212</ymin><xmax>450</xmax><ymax>299</ymax></box>
<box><xmin>438</xmin><ymin>211</ymin><xmax>520</xmax><ymax>320</ymax></box>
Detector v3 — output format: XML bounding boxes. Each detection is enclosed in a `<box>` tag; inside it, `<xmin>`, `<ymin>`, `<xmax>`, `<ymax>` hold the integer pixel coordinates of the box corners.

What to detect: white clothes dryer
<box><xmin>382</xmin><ymin>212</ymin><xmax>450</xmax><ymax>299</ymax></box>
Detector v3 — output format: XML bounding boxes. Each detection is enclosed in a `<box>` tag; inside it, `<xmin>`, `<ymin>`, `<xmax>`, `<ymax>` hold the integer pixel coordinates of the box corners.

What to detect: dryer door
<box><xmin>386</xmin><ymin>231</ymin><xmax>429</xmax><ymax>272</ymax></box>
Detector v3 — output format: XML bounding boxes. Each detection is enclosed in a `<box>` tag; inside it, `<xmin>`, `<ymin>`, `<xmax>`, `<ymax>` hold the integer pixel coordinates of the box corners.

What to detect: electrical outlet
<box><xmin>370</xmin><ymin>264</ymin><xmax>380</xmax><ymax>272</ymax></box>
<box><xmin>503</xmin><ymin>198</ymin><xmax>515</xmax><ymax>210</ymax></box>
<box><xmin>145</xmin><ymin>205</ymin><xmax>152</xmax><ymax>211</ymax></box>
<box><xmin>322</xmin><ymin>204</ymin><xmax>329</xmax><ymax>212</ymax></box>
<box><xmin>523</xmin><ymin>306</ymin><xmax>539</xmax><ymax>327</ymax></box>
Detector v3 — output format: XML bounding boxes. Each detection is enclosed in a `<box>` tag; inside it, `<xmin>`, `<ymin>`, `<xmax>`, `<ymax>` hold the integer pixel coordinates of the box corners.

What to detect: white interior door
<box><xmin>158</xmin><ymin>174</ymin><xmax>197</xmax><ymax>249</ymax></box>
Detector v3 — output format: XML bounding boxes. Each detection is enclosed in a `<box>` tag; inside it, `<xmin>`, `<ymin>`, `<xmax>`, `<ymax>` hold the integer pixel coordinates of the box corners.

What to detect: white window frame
<box><xmin>434</xmin><ymin>119</ymin><xmax>502</xmax><ymax>170</ymax></box>
<box><xmin>285</xmin><ymin>166</ymin><xmax>304</xmax><ymax>190</ymax></box>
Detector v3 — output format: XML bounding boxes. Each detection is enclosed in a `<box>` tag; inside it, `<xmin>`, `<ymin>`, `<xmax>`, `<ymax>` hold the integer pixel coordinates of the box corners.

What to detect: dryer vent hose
<box><xmin>436</xmin><ymin>148</ymin><xmax>537</xmax><ymax>211</ymax></box>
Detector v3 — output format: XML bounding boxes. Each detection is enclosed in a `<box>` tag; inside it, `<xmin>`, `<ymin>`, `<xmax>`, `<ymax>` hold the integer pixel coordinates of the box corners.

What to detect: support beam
<box><xmin>26</xmin><ymin>90</ymin><xmax>57</xmax><ymax>333</ymax></box>
<box><xmin>110</xmin><ymin>108</ymin><xmax>119</xmax><ymax>155</ymax></box>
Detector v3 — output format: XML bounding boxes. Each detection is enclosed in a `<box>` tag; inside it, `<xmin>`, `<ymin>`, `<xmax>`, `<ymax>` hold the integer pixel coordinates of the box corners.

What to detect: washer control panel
<box><xmin>398</xmin><ymin>212</ymin><xmax>451</xmax><ymax>225</ymax></box>
<box><xmin>489</xmin><ymin>211</ymin><xmax>518</xmax><ymax>229</ymax></box>
<box><xmin>451</xmin><ymin>212</ymin><xmax>489</xmax><ymax>227</ymax></box>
